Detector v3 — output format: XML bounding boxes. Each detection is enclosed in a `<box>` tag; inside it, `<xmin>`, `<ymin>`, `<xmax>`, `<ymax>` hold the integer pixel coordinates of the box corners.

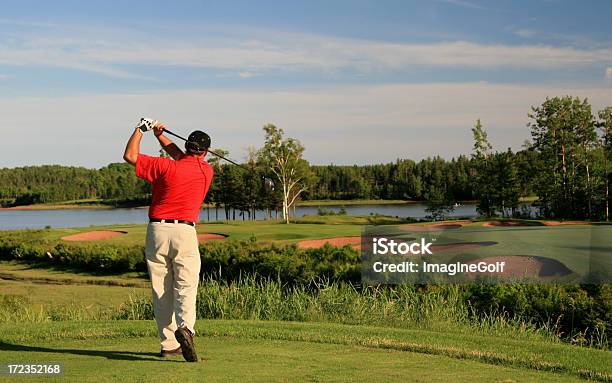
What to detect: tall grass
<box><xmin>116</xmin><ymin>277</ymin><xmax>557</xmax><ymax>342</ymax></box>
<box><xmin>4</xmin><ymin>277</ymin><xmax>606</xmax><ymax>347</ymax></box>
<box><xmin>0</xmin><ymin>294</ymin><xmax>113</xmax><ymax>322</ymax></box>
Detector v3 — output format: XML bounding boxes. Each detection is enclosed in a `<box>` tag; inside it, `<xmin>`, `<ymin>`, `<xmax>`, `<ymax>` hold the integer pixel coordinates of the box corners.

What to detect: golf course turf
<box><xmin>0</xmin><ymin>320</ymin><xmax>609</xmax><ymax>382</ymax></box>
<box><xmin>1</xmin><ymin>217</ymin><xmax>610</xmax><ymax>382</ymax></box>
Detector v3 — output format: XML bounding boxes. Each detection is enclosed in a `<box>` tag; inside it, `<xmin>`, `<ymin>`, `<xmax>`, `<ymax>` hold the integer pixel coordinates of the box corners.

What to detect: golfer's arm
<box><xmin>123</xmin><ymin>128</ymin><xmax>142</xmax><ymax>166</ymax></box>
<box><xmin>157</xmin><ymin>134</ymin><xmax>184</xmax><ymax>160</ymax></box>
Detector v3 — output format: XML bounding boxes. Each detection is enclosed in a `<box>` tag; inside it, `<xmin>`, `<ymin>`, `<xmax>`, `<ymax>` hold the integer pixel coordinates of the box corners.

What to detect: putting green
<box><xmin>361</xmin><ymin>223</ymin><xmax>612</xmax><ymax>283</ymax></box>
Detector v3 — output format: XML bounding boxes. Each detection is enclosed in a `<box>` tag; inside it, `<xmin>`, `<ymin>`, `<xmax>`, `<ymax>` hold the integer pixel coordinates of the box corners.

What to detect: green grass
<box><xmin>0</xmin><ymin>261</ymin><xmax>149</xmax><ymax>287</ymax></box>
<box><xmin>4</xmin><ymin>217</ymin><xmax>610</xmax><ymax>281</ymax></box>
<box><xmin>0</xmin><ymin>320</ymin><xmax>608</xmax><ymax>382</ymax></box>
<box><xmin>364</xmin><ymin>221</ymin><xmax>612</xmax><ymax>282</ymax></box>
<box><xmin>201</xmin><ymin>218</ymin><xmax>363</xmax><ymax>243</ymax></box>
<box><xmin>6</xmin><ymin>216</ymin><xmax>605</xmax><ymax>249</ymax></box>
<box><xmin>1</xmin><ymin>217</ymin><xmax>610</xmax><ymax>381</ymax></box>
<box><xmin>0</xmin><ymin>275</ymin><xmax>562</xmax><ymax>344</ymax></box>
<box><xmin>1</xmin><ymin>215</ymin><xmax>383</xmax><ymax>246</ymax></box>
<box><xmin>0</xmin><ymin>280</ymin><xmax>148</xmax><ymax>312</ymax></box>
<box><xmin>0</xmin><ymin>261</ymin><xmax>149</xmax><ymax>319</ymax></box>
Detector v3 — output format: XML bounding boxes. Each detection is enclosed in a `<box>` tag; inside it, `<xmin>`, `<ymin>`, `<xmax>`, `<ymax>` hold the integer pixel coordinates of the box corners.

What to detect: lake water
<box><xmin>0</xmin><ymin>203</ymin><xmax>482</xmax><ymax>230</ymax></box>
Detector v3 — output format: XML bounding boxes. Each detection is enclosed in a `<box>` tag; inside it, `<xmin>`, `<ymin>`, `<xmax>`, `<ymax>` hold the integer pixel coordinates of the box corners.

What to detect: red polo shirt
<box><xmin>136</xmin><ymin>153</ymin><xmax>214</xmax><ymax>223</ymax></box>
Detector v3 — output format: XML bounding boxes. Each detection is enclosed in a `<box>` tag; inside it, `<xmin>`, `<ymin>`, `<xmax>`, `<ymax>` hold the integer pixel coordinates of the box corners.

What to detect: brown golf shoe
<box><xmin>174</xmin><ymin>327</ymin><xmax>198</xmax><ymax>362</ymax></box>
<box><xmin>160</xmin><ymin>346</ymin><xmax>182</xmax><ymax>357</ymax></box>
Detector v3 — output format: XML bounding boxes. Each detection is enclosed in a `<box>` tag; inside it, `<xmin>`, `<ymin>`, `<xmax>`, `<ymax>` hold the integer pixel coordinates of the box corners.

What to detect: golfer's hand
<box><xmin>152</xmin><ymin>121</ymin><xmax>166</xmax><ymax>137</ymax></box>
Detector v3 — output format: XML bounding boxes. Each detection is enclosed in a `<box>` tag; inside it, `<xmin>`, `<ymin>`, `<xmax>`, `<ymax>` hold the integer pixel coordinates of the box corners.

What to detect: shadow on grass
<box><xmin>0</xmin><ymin>341</ymin><xmax>180</xmax><ymax>362</ymax></box>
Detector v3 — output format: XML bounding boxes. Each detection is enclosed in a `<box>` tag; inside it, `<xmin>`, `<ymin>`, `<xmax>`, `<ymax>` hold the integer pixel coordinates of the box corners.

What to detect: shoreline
<box><xmin>0</xmin><ymin>204</ymin><xmax>114</xmax><ymax>211</ymax></box>
<box><xmin>0</xmin><ymin>197</ymin><xmax>539</xmax><ymax>211</ymax></box>
<box><xmin>1</xmin><ymin>199</ymin><xmax>434</xmax><ymax>211</ymax></box>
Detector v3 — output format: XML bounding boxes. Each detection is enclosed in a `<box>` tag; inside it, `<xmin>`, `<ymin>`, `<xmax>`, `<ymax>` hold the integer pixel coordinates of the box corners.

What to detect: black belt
<box><xmin>150</xmin><ymin>219</ymin><xmax>195</xmax><ymax>226</ymax></box>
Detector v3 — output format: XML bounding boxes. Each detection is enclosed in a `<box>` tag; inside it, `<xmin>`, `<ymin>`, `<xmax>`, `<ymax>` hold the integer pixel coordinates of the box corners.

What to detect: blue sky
<box><xmin>1</xmin><ymin>0</ymin><xmax>611</xmax><ymax>167</ymax></box>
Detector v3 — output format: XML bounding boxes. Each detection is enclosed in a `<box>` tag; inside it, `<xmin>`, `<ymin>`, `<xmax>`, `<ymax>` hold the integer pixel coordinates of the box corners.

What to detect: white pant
<box><xmin>145</xmin><ymin>222</ymin><xmax>201</xmax><ymax>350</ymax></box>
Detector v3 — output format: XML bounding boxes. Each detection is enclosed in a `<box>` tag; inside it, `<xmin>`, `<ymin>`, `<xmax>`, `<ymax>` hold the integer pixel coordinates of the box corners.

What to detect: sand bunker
<box><xmin>482</xmin><ymin>221</ymin><xmax>530</xmax><ymax>227</ymax></box>
<box><xmin>542</xmin><ymin>221</ymin><xmax>588</xmax><ymax>226</ymax></box>
<box><xmin>297</xmin><ymin>236</ymin><xmax>363</xmax><ymax>249</ymax></box>
<box><xmin>198</xmin><ymin>233</ymin><xmax>228</xmax><ymax>242</ymax></box>
<box><xmin>431</xmin><ymin>241</ymin><xmax>497</xmax><ymax>253</ymax></box>
<box><xmin>467</xmin><ymin>255</ymin><xmax>572</xmax><ymax>278</ymax></box>
<box><xmin>400</xmin><ymin>223</ymin><xmax>464</xmax><ymax>232</ymax></box>
<box><xmin>444</xmin><ymin>220</ymin><xmax>473</xmax><ymax>225</ymax></box>
<box><xmin>61</xmin><ymin>230</ymin><xmax>127</xmax><ymax>241</ymax></box>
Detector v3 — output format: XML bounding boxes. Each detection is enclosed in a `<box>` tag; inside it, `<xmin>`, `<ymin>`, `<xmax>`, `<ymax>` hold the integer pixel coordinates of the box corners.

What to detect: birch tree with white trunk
<box><xmin>258</xmin><ymin>124</ymin><xmax>314</xmax><ymax>224</ymax></box>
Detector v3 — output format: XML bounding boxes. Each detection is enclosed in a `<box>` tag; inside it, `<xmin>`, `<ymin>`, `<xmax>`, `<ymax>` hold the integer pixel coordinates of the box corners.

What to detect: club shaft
<box><xmin>164</xmin><ymin>129</ymin><xmax>249</xmax><ymax>171</ymax></box>
<box><xmin>208</xmin><ymin>150</ymin><xmax>249</xmax><ymax>171</ymax></box>
<box><xmin>163</xmin><ymin>129</ymin><xmax>189</xmax><ymax>142</ymax></box>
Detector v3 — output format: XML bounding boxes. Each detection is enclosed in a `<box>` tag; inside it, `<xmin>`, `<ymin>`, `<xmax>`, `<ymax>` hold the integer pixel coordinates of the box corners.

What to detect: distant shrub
<box><xmin>0</xmin><ymin>236</ymin><xmax>146</xmax><ymax>274</ymax></box>
<box><xmin>199</xmin><ymin>238</ymin><xmax>359</xmax><ymax>285</ymax></box>
<box><xmin>0</xmin><ymin>234</ymin><xmax>360</xmax><ymax>283</ymax></box>
<box><xmin>316</xmin><ymin>206</ymin><xmax>347</xmax><ymax>216</ymax></box>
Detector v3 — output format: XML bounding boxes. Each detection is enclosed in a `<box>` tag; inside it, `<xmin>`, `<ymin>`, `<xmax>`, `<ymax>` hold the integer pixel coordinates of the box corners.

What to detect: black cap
<box><xmin>185</xmin><ymin>130</ymin><xmax>211</xmax><ymax>154</ymax></box>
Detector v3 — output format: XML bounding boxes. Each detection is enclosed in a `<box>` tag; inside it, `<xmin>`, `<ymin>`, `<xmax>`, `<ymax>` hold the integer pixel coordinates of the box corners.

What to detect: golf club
<box><xmin>164</xmin><ymin>128</ymin><xmax>275</xmax><ymax>190</ymax></box>
<box><xmin>136</xmin><ymin>118</ymin><xmax>274</xmax><ymax>190</ymax></box>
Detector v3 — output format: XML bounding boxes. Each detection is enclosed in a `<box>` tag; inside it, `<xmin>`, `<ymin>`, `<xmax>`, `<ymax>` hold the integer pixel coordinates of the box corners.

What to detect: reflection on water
<box><xmin>0</xmin><ymin>203</ymin><xmax>487</xmax><ymax>230</ymax></box>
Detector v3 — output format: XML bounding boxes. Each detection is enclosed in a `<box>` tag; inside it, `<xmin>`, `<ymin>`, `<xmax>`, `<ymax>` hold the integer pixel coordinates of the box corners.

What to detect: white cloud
<box><xmin>1</xmin><ymin>26</ymin><xmax>611</xmax><ymax>79</ymax></box>
<box><xmin>509</xmin><ymin>27</ymin><xmax>602</xmax><ymax>49</ymax></box>
<box><xmin>0</xmin><ymin>74</ymin><xmax>9</xmax><ymax>80</ymax></box>
<box><xmin>1</xmin><ymin>83</ymin><xmax>611</xmax><ymax>167</ymax></box>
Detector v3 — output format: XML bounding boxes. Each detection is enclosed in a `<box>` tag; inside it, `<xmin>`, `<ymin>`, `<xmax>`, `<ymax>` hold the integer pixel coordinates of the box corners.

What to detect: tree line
<box><xmin>470</xmin><ymin>97</ymin><xmax>612</xmax><ymax>220</ymax></box>
<box><xmin>0</xmin><ymin>163</ymin><xmax>150</xmax><ymax>206</ymax></box>
<box><xmin>0</xmin><ymin>154</ymin><xmax>508</xmax><ymax>210</ymax></box>
<box><xmin>1</xmin><ymin>96</ymin><xmax>610</xmax><ymax>220</ymax></box>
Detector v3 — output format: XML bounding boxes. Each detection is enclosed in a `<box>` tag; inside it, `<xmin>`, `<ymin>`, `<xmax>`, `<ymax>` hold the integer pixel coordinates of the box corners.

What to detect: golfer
<box><xmin>123</xmin><ymin>120</ymin><xmax>214</xmax><ymax>362</ymax></box>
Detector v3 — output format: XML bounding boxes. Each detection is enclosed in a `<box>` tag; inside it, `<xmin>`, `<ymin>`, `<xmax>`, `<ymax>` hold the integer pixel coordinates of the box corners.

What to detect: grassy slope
<box><xmin>0</xmin><ymin>279</ymin><xmax>147</xmax><ymax>311</ymax></box>
<box><xmin>1</xmin><ymin>320</ymin><xmax>608</xmax><ymax>383</ymax></box>
<box><xmin>0</xmin><ymin>261</ymin><xmax>149</xmax><ymax>287</ymax></box>
<box><xmin>0</xmin><ymin>261</ymin><xmax>149</xmax><ymax>316</ymax></box>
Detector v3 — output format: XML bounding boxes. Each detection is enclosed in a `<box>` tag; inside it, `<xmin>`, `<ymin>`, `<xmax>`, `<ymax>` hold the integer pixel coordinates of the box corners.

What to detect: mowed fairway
<box><xmin>13</xmin><ymin>218</ymin><xmax>366</xmax><ymax>246</ymax></box>
<box><xmin>1</xmin><ymin>320</ymin><xmax>609</xmax><ymax>383</ymax></box>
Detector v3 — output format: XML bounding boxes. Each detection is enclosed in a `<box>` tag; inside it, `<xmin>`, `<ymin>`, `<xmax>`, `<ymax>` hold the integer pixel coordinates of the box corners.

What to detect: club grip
<box><xmin>136</xmin><ymin>117</ymin><xmax>155</xmax><ymax>132</ymax></box>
